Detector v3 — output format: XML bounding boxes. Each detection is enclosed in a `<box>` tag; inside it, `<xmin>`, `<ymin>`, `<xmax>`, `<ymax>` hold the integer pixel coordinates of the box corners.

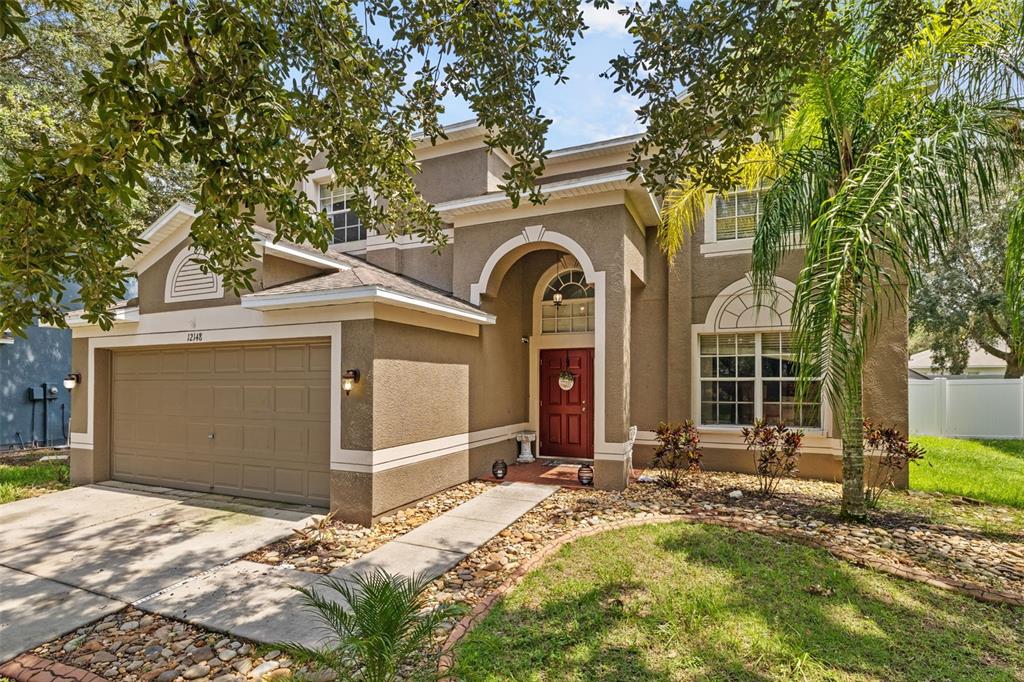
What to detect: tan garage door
<box><xmin>111</xmin><ymin>341</ymin><xmax>331</xmax><ymax>506</ymax></box>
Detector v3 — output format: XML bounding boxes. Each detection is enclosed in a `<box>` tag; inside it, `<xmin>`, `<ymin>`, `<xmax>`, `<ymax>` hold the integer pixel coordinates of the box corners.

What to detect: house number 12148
<box><xmin>186</xmin><ymin>332</ymin><xmax>204</xmax><ymax>343</ymax></box>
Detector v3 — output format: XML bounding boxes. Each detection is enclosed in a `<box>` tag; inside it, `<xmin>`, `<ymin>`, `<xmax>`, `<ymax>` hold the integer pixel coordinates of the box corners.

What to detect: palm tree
<box><xmin>659</xmin><ymin>0</ymin><xmax>1024</xmax><ymax>518</ymax></box>
<box><xmin>278</xmin><ymin>569</ymin><xmax>466</xmax><ymax>682</ymax></box>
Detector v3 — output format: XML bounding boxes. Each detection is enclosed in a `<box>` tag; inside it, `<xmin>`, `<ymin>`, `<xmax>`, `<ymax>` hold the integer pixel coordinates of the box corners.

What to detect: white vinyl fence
<box><xmin>909</xmin><ymin>377</ymin><xmax>1024</xmax><ymax>439</ymax></box>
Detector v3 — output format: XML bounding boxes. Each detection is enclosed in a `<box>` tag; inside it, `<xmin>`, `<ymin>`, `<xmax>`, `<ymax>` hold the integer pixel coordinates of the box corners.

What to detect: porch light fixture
<box><xmin>342</xmin><ymin>369</ymin><xmax>360</xmax><ymax>395</ymax></box>
<box><xmin>551</xmin><ymin>290</ymin><xmax>564</xmax><ymax>307</ymax></box>
<box><xmin>63</xmin><ymin>372</ymin><xmax>81</xmax><ymax>390</ymax></box>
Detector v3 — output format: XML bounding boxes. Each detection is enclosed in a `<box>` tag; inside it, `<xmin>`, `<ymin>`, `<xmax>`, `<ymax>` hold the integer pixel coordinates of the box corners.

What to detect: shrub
<box><xmin>653</xmin><ymin>421</ymin><xmax>702</xmax><ymax>487</ymax></box>
<box><xmin>863</xmin><ymin>420</ymin><xmax>925</xmax><ymax>508</ymax></box>
<box><xmin>741</xmin><ymin>420</ymin><xmax>804</xmax><ymax>497</ymax></box>
<box><xmin>279</xmin><ymin>569</ymin><xmax>467</xmax><ymax>682</ymax></box>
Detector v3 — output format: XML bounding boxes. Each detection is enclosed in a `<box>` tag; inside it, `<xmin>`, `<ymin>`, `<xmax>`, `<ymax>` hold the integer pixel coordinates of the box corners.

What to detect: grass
<box><xmin>910</xmin><ymin>437</ymin><xmax>1024</xmax><ymax>509</ymax></box>
<box><xmin>452</xmin><ymin>522</ymin><xmax>1024</xmax><ymax>681</ymax></box>
<box><xmin>0</xmin><ymin>458</ymin><xmax>70</xmax><ymax>504</ymax></box>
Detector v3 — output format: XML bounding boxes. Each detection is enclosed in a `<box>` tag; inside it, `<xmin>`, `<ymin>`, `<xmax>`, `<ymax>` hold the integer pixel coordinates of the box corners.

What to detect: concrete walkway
<box><xmin>139</xmin><ymin>482</ymin><xmax>557</xmax><ymax>646</ymax></box>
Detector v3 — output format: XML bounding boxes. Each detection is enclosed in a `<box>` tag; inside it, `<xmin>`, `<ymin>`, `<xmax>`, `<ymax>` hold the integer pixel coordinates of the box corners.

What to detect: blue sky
<box><xmin>437</xmin><ymin>2</ymin><xmax>643</xmax><ymax>149</ymax></box>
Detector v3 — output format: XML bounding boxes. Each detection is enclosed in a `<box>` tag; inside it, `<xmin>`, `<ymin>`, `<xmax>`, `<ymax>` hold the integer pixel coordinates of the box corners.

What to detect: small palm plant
<box><xmin>278</xmin><ymin>570</ymin><xmax>467</xmax><ymax>682</ymax></box>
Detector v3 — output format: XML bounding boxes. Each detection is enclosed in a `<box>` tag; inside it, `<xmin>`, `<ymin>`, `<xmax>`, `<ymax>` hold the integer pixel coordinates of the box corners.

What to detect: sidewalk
<box><xmin>138</xmin><ymin>482</ymin><xmax>557</xmax><ymax>646</ymax></box>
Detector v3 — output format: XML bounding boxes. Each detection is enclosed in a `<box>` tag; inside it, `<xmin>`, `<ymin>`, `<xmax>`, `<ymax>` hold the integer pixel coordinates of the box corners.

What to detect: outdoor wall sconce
<box><xmin>342</xmin><ymin>369</ymin><xmax>360</xmax><ymax>395</ymax></box>
<box><xmin>63</xmin><ymin>372</ymin><xmax>81</xmax><ymax>390</ymax></box>
<box><xmin>551</xmin><ymin>290</ymin><xmax>564</xmax><ymax>307</ymax></box>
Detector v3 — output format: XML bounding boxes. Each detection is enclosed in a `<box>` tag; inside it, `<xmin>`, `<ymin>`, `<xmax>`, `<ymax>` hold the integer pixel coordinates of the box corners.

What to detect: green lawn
<box><xmin>0</xmin><ymin>458</ymin><xmax>69</xmax><ymax>504</ymax></box>
<box><xmin>452</xmin><ymin>522</ymin><xmax>1024</xmax><ymax>681</ymax></box>
<box><xmin>910</xmin><ymin>437</ymin><xmax>1024</xmax><ymax>508</ymax></box>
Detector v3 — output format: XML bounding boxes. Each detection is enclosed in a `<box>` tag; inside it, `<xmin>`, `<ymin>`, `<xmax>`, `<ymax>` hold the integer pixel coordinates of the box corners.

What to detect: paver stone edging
<box><xmin>0</xmin><ymin>653</ymin><xmax>108</xmax><ymax>682</ymax></box>
<box><xmin>436</xmin><ymin>513</ymin><xmax>1024</xmax><ymax>675</ymax></box>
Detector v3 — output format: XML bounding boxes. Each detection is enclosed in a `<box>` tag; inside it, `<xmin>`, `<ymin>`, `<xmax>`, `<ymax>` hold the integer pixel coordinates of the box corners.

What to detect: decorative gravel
<box><xmin>420</xmin><ymin>471</ymin><xmax>1024</xmax><ymax>619</ymax></box>
<box><xmin>245</xmin><ymin>481</ymin><xmax>495</xmax><ymax>573</ymax></box>
<box><xmin>28</xmin><ymin>608</ymin><xmax>335</xmax><ymax>681</ymax></box>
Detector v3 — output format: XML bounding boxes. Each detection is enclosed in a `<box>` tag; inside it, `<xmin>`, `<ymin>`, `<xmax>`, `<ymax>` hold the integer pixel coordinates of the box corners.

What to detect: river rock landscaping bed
<box><xmin>418</xmin><ymin>471</ymin><xmax>1024</xmax><ymax>620</ymax></box>
<box><xmin>27</xmin><ymin>608</ymin><xmax>332</xmax><ymax>681</ymax></box>
<box><xmin>246</xmin><ymin>480</ymin><xmax>494</xmax><ymax>573</ymax></box>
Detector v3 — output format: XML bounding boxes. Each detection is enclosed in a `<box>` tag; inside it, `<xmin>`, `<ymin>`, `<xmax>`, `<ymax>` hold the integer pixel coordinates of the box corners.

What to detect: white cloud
<box><xmin>580</xmin><ymin>2</ymin><xmax>630</xmax><ymax>35</ymax></box>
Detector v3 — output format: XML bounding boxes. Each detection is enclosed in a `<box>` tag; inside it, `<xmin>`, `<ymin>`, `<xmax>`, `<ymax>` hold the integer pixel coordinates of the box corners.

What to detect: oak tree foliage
<box><xmin>0</xmin><ymin>0</ymin><xmax>602</xmax><ymax>332</ymax></box>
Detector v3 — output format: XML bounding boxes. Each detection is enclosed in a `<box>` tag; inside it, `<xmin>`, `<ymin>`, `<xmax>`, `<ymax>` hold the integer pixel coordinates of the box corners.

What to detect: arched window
<box><xmin>540</xmin><ymin>269</ymin><xmax>594</xmax><ymax>334</ymax></box>
<box><xmin>695</xmin><ymin>277</ymin><xmax>822</xmax><ymax>429</ymax></box>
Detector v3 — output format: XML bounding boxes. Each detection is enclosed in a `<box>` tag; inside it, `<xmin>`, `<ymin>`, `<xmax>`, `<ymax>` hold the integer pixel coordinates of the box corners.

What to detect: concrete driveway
<box><xmin>0</xmin><ymin>482</ymin><xmax>319</xmax><ymax>662</ymax></box>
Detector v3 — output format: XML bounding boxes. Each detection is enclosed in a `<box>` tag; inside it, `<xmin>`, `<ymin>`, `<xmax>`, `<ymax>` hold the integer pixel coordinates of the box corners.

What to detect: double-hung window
<box><xmin>699</xmin><ymin>331</ymin><xmax>821</xmax><ymax>428</ymax></box>
<box><xmin>714</xmin><ymin>185</ymin><xmax>766</xmax><ymax>241</ymax></box>
<box><xmin>319</xmin><ymin>185</ymin><xmax>366</xmax><ymax>244</ymax></box>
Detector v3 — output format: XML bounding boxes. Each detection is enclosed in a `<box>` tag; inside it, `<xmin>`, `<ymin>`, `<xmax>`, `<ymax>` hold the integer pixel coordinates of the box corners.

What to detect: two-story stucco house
<box><xmin>66</xmin><ymin>121</ymin><xmax>908</xmax><ymax>524</ymax></box>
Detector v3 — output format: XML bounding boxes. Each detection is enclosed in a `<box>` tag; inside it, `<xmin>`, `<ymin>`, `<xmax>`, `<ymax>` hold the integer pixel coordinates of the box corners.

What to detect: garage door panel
<box><xmin>215</xmin><ymin>348</ymin><xmax>242</xmax><ymax>373</ymax></box>
<box><xmin>309</xmin><ymin>344</ymin><xmax>330</xmax><ymax>372</ymax></box>
<box><xmin>161</xmin><ymin>350</ymin><xmax>188</xmax><ymax>373</ymax></box>
<box><xmin>244</xmin><ymin>347</ymin><xmax>274</xmax><ymax>372</ymax></box>
<box><xmin>186</xmin><ymin>385</ymin><xmax>214</xmax><ymax>414</ymax></box>
<box><xmin>112</xmin><ymin>341</ymin><xmax>330</xmax><ymax>506</ymax></box>
<box><xmin>274</xmin><ymin>386</ymin><xmax>307</xmax><ymax>414</ymax></box>
<box><xmin>213</xmin><ymin>385</ymin><xmax>243</xmax><ymax>415</ymax></box>
<box><xmin>274</xmin><ymin>346</ymin><xmax>307</xmax><ymax>373</ymax></box>
<box><xmin>244</xmin><ymin>385</ymin><xmax>274</xmax><ymax>413</ymax></box>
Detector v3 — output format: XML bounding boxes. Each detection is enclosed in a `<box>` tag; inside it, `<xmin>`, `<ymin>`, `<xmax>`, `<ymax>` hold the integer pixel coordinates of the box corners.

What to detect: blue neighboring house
<box><xmin>0</xmin><ymin>281</ymin><xmax>82</xmax><ymax>451</ymax></box>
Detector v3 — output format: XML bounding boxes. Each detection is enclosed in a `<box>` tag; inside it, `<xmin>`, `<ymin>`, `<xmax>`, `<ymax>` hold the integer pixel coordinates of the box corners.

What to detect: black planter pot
<box><xmin>577</xmin><ymin>463</ymin><xmax>595</xmax><ymax>486</ymax></box>
<box><xmin>492</xmin><ymin>459</ymin><xmax>508</xmax><ymax>480</ymax></box>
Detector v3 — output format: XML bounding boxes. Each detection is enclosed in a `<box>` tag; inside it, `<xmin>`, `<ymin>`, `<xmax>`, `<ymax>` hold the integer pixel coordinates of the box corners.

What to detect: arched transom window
<box><xmin>541</xmin><ymin>269</ymin><xmax>594</xmax><ymax>334</ymax></box>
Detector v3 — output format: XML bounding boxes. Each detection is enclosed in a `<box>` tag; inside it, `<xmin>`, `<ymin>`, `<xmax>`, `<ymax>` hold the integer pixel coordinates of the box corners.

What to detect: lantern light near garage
<box><xmin>63</xmin><ymin>372</ymin><xmax>81</xmax><ymax>390</ymax></box>
<box><xmin>342</xmin><ymin>369</ymin><xmax>360</xmax><ymax>395</ymax></box>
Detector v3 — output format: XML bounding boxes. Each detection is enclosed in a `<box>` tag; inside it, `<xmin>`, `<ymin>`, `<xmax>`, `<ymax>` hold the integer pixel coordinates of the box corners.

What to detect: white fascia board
<box><xmin>241</xmin><ymin>286</ymin><xmax>495</xmax><ymax>325</ymax></box>
<box><xmin>123</xmin><ymin>202</ymin><xmax>199</xmax><ymax>270</ymax></box>
<box><xmin>65</xmin><ymin>306</ymin><xmax>141</xmax><ymax>328</ymax></box>
<box><xmin>546</xmin><ymin>133</ymin><xmax>643</xmax><ymax>161</ymax></box>
<box><xmin>261</xmin><ymin>240</ymin><xmax>349</xmax><ymax>271</ymax></box>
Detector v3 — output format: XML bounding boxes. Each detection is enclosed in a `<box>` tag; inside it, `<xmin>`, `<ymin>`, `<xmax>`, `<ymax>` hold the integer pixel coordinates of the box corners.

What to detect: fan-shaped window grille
<box><xmin>541</xmin><ymin>269</ymin><xmax>594</xmax><ymax>334</ymax></box>
<box><xmin>164</xmin><ymin>247</ymin><xmax>224</xmax><ymax>303</ymax></box>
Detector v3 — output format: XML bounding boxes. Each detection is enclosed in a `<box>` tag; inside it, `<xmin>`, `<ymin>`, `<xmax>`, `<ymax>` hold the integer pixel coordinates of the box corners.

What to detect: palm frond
<box><xmin>1007</xmin><ymin>192</ymin><xmax>1024</xmax><ymax>343</ymax></box>
<box><xmin>658</xmin><ymin>177</ymin><xmax>708</xmax><ymax>262</ymax></box>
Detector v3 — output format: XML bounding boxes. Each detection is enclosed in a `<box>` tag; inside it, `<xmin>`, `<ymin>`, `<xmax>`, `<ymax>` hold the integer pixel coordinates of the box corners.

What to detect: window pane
<box><xmin>702</xmin><ymin>402</ymin><xmax>716</xmax><ymax>424</ymax></box>
<box><xmin>716</xmin><ymin>195</ymin><xmax>735</xmax><ymax>219</ymax></box>
<box><xmin>799</xmin><ymin>404</ymin><xmax>821</xmax><ymax>428</ymax></box>
<box><xmin>764</xmin><ymin>404</ymin><xmax>781</xmax><ymax>423</ymax></box>
<box><xmin>764</xmin><ymin>381</ymin><xmax>780</xmax><ymax>402</ymax></box>
<box><xmin>762</xmin><ymin>356</ymin><xmax>780</xmax><ymax>377</ymax></box>
<box><xmin>782</xmin><ymin>381</ymin><xmax>798</xmax><ymax>400</ymax></box>
<box><xmin>701</xmin><ymin>381</ymin><xmax>716</xmax><ymax>400</ymax></box>
<box><xmin>718</xmin><ymin>357</ymin><xmax>736</xmax><ymax>377</ymax></box>
<box><xmin>737</xmin><ymin>356</ymin><xmax>756</xmax><ymax>377</ymax></box>
<box><xmin>718</xmin><ymin>334</ymin><xmax>736</xmax><ymax>355</ymax></box>
<box><xmin>735</xmin><ymin>192</ymin><xmax>758</xmax><ymax>216</ymax></box>
<box><xmin>735</xmin><ymin>215</ymin><xmax>756</xmax><ymax>238</ymax></box>
<box><xmin>736</xmin><ymin>334</ymin><xmax>756</xmax><ymax>354</ymax></box>
<box><xmin>717</xmin><ymin>382</ymin><xmax>736</xmax><ymax>401</ymax></box>
<box><xmin>781</xmin><ymin>359</ymin><xmax>799</xmax><ymax>377</ymax></box>
<box><xmin>700</xmin><ymin>335</ymin><xmax>718</xmax><ymax>355</ymax></box>
<box><xmin>737</xmin><ymin>403</ymin><xmax>755</xmax><ymax>425</ymax></box>
<box><xmin>781</xmin><ymin>404</ymin><xmax>797</xmax><ymax>424</ymax></box>
<box><xmin>737</xmin><ymin>381</ymin><xmax>755</xmax><ymax>402</ymax></box>
<box><xmin>719</xmin><ymin>403</ymin><xmax>736</xmax><ymax>424</ymax></box>
<box><xmin>700</xmin><ymin>357</ymin><xmax>716</xmax><ymax>378</ymax></box>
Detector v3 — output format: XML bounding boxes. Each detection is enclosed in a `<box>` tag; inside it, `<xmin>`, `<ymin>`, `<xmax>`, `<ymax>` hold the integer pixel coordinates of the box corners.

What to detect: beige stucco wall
<box><xmin>451</xmin><ymin>203</ymin><xmax>645</xmax><ymax>446</ymax></box>
<box><xmin>414</xmin><ymin>149</ymin><xmax>492</xmax><ymax>204</ymax></box>
<box><xmin>70</xmin><ymin>337</ymin><xmax>89</xmax><ymax>433</ymax></box>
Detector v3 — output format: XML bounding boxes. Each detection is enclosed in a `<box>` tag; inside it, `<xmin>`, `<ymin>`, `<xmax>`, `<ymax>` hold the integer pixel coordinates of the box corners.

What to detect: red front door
<box><xmin>539</xmin><ymin>348</ymin><xmax>594</xmax><ymax>459</ymax></box>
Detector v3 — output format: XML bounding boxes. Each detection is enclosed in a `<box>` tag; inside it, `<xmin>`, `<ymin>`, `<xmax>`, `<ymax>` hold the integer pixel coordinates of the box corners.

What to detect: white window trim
<box><xmin>306</xmin><ymin>169</ymin><xmax>376</xmax><ymax>253</ymax></box>
<box><xmin>701</xmin><ymin>193</ymin><xmax>758</xmax><ymax>256</ymax></box>
<box><xmin>691</xmin><ymin>275</ymin><xmax>832</xmax><ymax>436</ymax></box>
<box><xmin>164</xmin><ymin>247</ymin><xmax>224</xmax><ymax>303</ymax></box>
